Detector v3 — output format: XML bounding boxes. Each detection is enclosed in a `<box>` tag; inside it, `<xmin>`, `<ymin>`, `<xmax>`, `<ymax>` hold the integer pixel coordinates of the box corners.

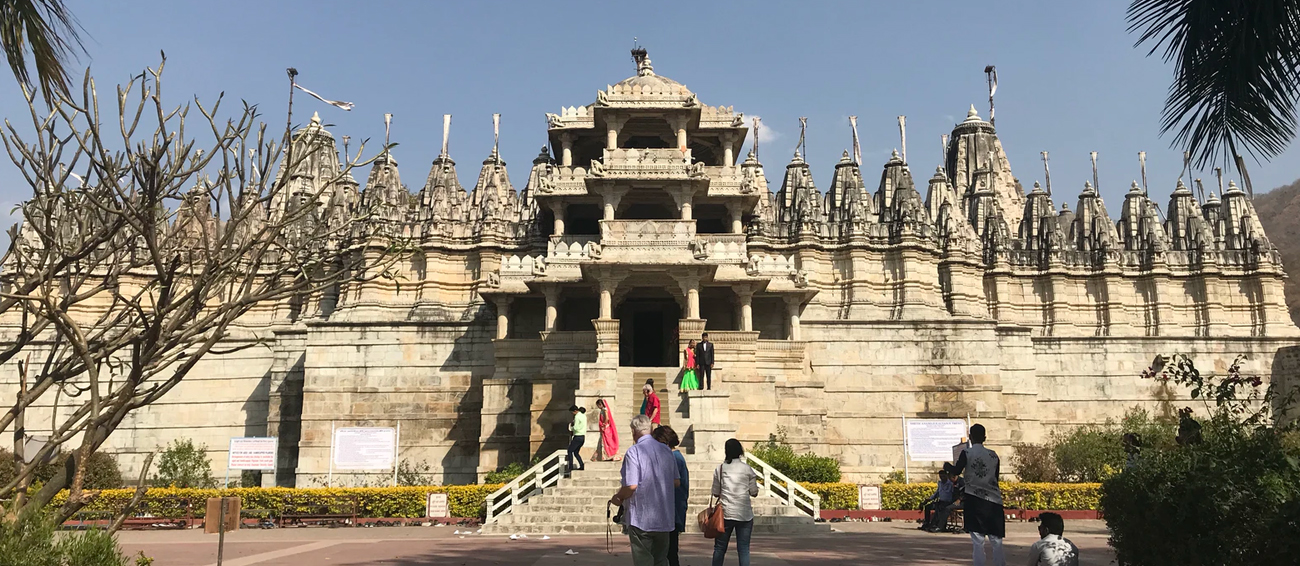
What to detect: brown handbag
<box><xmin>698</xmin><ymin>465</ymin><xmax>727</xmax><ymax>538</ymax></box>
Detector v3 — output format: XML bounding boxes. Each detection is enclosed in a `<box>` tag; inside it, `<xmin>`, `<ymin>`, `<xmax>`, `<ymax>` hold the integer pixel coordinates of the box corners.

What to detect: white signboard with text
<box><xmin>426</xmin><ymin>493</ymin><xmax>449</xmax><ymax>518</ymax></box>
<box><xmin>333</xmin><ymin>427</ymin><xmax>397</xmax><ymax>470</ymax></box>
<box><xmin>858</xmin><ymin>485</ymin><xmax>882</xmax><ymax>510</ymax></box>
<box><xmin>228</xmin><ymin>437</ymin><xmax>278</xmax><ymax>470</ymax></box>
<box><xmin>905</xmin><ymin>419</ymin><xmax>967</xmax><ymax>461</ymax></box>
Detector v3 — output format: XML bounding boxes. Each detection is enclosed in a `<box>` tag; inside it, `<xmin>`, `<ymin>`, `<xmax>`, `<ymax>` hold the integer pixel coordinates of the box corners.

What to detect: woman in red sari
<box><xmin>595</xmin><ymin>398</ymin><xmax>620</xmax><ymax>461</ymax></box>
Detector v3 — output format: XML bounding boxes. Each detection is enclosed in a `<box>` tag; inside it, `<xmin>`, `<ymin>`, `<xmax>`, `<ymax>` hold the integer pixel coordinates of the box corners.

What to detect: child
<box><xmin>1027</xmin><ymin>512</ymin><xmax>1079</xmax><ymax>566</ymax></box>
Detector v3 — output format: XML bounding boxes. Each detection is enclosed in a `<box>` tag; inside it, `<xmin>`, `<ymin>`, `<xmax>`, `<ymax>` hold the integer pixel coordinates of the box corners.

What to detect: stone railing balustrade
<box><xmin>501</xmin><ymin>254</ymin><xmax>546</xmax><ymax>277</ymax></box>
<box><xmin>485</xmin><ymin>448</ymin><xmax>566</xmax><ymax>523</ymax></box>
<box><xmin>547</xmin><ymin>236</ymin><xmax>599</xmax><ymax>262</ymax></box>
<box><xmin>600</xmin><ymin>219</ymin><xmax>697</xmax><ymax>246</ymax></box>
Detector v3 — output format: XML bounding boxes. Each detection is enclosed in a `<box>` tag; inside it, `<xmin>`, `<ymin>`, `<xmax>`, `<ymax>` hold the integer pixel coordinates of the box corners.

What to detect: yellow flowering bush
<box><xmin>54</xmin><ymin>484</ymin><xmax>504</xmax><ymax>519</ymax></box>
<box><xmin>794</xmin><ymin>482</ymin><xmax>1101</xmax><ymax>510</ymax></box>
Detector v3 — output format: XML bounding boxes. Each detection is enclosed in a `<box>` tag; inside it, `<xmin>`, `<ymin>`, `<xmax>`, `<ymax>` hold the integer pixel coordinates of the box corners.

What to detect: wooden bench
<box><xmin>276</xmin><ymin>494</ymin><xmax>357</xmax><ymax>527</ymax></box>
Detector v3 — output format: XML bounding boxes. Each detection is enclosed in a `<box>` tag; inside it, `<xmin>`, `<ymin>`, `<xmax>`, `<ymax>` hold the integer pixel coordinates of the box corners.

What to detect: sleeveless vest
<box><xmin>962</xmin><ymin>443</ymin><xmax>1002</xmax><ymax>505</ymax></box>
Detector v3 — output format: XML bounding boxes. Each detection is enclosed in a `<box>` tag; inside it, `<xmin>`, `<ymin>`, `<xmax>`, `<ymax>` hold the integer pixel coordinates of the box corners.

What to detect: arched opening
<box><xmin>616</xmin><ymin>287</ymin><xmax>682</xmax><ymax>367</ymax></box>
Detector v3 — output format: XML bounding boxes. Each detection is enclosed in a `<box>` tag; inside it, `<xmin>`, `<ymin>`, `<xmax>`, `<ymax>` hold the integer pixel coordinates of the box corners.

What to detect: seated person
<box><xmin>920</xmin><ymin>465</ymin><xmax>961</xmax><ymax>531</ymax></box>
<box><xmin>1027</xmin><ymin>512</ymin><xmax>1080</xmax><ymax>566</ymax></box>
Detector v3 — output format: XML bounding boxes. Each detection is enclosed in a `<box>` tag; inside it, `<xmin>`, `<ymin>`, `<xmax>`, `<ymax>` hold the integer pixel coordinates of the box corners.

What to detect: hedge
<box><xmin>53</xmin><ymin>485</ymin><xmax>504</xmax><ymax>519</ymax></box>
<box><xmin>800</xmin><ymin>482</ymin><xmax>1101</xmax><ymax>511</ymax></box>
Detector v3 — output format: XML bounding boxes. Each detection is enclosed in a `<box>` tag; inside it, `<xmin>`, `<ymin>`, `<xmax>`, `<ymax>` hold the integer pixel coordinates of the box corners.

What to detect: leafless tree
<box><xmin>0</xmin><ymin>57</ymin><xmax>399</xmax><ymax>522</ymax></box>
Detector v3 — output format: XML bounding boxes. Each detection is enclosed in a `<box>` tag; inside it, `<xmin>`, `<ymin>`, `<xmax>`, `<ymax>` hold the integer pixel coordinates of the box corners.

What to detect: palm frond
<box><xmin>0</xmin><ymin>0</ymin><xmax>86</xmax><ymax>102</ymax></box>
<box><xmin>1128</xmin><ymin>0</ymin><xmax>1300</xmax><ymax>168</ymax></box>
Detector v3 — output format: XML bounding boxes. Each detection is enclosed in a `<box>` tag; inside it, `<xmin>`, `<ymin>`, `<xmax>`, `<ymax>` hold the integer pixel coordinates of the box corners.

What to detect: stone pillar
<box><xmin>727</xmin><ymin>203</ymin><xmax>743</xmax><ymax>234</ymax></box>
<box><xmin>722</xmin><ymin>133</ymin><xmax>734</xmax><ymax>168</ymax></box>
<box><xmin>543</xmin><ymin>286</ymin><xmax>559</xmax><ymax>332</ymax></box>
<box><xmin>687</xmin><ymin>286</ymin><xmax>700</xmax><ymax>319</ymax></box>
<box><xmin>560</xmin><ymin>133</ymin><xmax>574</xmax><ymax>167</ymax></box>
<box><xmin>495</xmin><ymin>297</ymin><xmax>512</xmax><ymax>340</ymax></box>
<box><xmin>738</xmin><ymin>289</ymin><xmax>754</xmax><ymax>331</ymax></box>
<box><xmin>600</xmin><ymin>284</ymin><xmax>613</xmax><ymax>320</ymax></box>
<box><xmin>785</xmin><ymin>296</ymin><xmax>802</xmax><ymax>341</ymax></box>
<box><xmin>677</xmin><ymin>127</ymin><xmax>687</xmax><ymax>152</ymax></box>
<box><xmin>551</xmin><ymin>202</ymin><xmax>566</xmax><ymax>236</ymax></box>
<box><xmin>680</xmin><ymin>200</ymin><xmax>693</xmax><ymax>220</ymax></box>
<box><xmin>606</xmin><ymin>116</ymin><xmax>626</xmax><ymax>151</ymax></box>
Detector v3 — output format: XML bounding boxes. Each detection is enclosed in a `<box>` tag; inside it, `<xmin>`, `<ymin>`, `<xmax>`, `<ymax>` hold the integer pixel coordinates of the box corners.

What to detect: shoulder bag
<box><xmin>698</xmin><ymin>464</ymin><xmax>727</xmax><ymax>538</ymax></box>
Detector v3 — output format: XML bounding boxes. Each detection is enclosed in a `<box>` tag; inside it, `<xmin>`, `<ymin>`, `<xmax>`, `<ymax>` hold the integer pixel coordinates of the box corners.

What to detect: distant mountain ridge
<box><xmin>1253</xmin><ymin>177</ymin><xmax>1300</xmax><ymax>325</ymax></box>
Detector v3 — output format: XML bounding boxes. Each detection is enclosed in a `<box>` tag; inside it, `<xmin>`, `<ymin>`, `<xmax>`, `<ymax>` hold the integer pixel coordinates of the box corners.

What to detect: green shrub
<box><xmin>397</xmin><ymin>460</ymin><xmax>436</xmax><ymax>486</ymax></box>
<box><xmin>882</xmin><ymin>469</ymin><xmax>907</xmax><ymax>484</ymax></box>
<box><xmin>0</xmin><ymin>511</ymin><xmax>127</xmax><ymax>566</ymax></box>
<box><xmin>751</xmin><ymin>429</ymin><xmax>841</xmax><ymax>483</ymax></box>
<box><xmin>1011</xmin><ymin>443</ymin><xmax>1057</xmax><ymax>482</ymax></box>
<box><xmin>1049</xmin><ymin>408</ymin><xmax>1177</xmax><ymax>483</ymax></box>
<box><xmin>483</xmin><ymin>461</ymin><xmax>528</xmax><ymax>484</ymax></box>
<box><xmin>0</xmin><ymin>448</ymin><xmax>123</xmax><ymax>491</ymax></box>
<box><xmin>152</xmin><ymin>439</ymin><xmax>216</xmax><ymax>489</ymax></box>
<box><xmin>1102</xmin><ymin>419</ymin><xmax>1299</xmax><ymax>566</ymax></box>
<box><xmin>881</xmin><ymin>482</ymin><xmax>1101</xmax><ymax>511</ymax></box>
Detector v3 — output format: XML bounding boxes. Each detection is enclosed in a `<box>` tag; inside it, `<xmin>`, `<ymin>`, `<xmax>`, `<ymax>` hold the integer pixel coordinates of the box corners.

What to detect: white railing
<box><xmin>484</xmin><ymin>449</ymin><xmax>566</xmax><ymax>523</ymax></box>
<box><xmin>745</xmin><ymin>452</ymin><xmax>821</xmax><ymax>520</ymax></box>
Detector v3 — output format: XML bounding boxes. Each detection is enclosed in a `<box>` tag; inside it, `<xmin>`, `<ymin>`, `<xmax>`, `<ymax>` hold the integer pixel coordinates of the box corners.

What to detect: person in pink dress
<box><xmin>596</xmin><ymin>398</ymin><xmax>621</xmax><ymax>461</ymax></box>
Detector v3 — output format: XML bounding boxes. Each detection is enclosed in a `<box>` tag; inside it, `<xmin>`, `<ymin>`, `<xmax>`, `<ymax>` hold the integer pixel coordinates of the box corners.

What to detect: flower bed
<box><xmin>53</xmin><ymin>484</ymin><xmax>504</xmax><ymax>519</ymax></box>
<box><xmin>801</xmin><ymin>482</ymin><xmax>1101</xmax><ymax>511</ymax></box>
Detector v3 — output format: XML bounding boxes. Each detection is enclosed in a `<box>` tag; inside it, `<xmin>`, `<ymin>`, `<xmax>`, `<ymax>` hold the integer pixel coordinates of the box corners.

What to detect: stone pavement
<box><xmin>117</xmin><ymin>520</ymin><xmax>1115</xmax><ymax>565</ymax></box>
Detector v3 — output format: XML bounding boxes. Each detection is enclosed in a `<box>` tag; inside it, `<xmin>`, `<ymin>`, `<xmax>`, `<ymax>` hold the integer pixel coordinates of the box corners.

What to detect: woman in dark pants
<box><xmin>566</xmin><ymin>405</ymin><xmax>586</xmax><ymax>474</ymax></box>
<box><xmin>712</xmin><ymin>438</ymin><xmax>759</xmax><ymax>566</ymax></box>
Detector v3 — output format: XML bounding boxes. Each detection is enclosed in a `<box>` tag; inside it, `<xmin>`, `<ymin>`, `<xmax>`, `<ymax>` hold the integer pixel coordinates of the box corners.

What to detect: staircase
<box><xmin>481</xmin><ymin>458</ymin><xmax>827</xmax><ymax>535</ymax></box>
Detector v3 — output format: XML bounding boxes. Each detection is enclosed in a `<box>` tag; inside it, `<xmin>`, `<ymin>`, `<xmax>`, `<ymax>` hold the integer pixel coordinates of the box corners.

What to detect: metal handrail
<box><xmin>484</xmin><ymin>449</ymin><xmax>566</xmax><ymax>523</ymax></box>
<box><xmin>744</xmin><ymin>452</ymin><xmax>822</xmax><ymax>520</ymax></box>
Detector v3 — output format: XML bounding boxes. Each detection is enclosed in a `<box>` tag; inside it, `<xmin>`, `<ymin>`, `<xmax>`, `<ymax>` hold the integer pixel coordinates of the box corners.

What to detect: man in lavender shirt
<box><xmin>609</xmin><ymin>414</ymin><xmax>680</xmax><ymax>566</ymax></box>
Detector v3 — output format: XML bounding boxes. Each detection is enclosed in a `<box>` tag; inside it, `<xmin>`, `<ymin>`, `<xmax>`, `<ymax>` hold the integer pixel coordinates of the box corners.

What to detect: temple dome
<box><xmin>614</xmin><ymin>50</ymin><xmax>693</xmax><ymax>96</ymax></box>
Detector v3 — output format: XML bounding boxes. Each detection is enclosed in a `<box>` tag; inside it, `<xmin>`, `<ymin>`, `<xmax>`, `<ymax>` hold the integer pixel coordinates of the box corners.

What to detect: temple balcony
<box><xmin>590</xmin><ymin>148</ymin><xmax>700</xmax><ymax>180</ymax></box>
<box><xmin>547</xmin><ymin>235</ymin><xmax>600</xmax><ymax>263</ymax></box>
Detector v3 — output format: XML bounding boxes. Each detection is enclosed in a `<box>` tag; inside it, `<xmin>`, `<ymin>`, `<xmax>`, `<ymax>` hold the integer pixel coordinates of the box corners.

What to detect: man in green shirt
<box><xmin>566</xmin><ymin>405</ymin><xmax>587</xmax><ymax>476</ymax></box>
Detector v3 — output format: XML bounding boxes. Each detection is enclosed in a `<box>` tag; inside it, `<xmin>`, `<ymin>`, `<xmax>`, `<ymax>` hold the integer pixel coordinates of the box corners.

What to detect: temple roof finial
<box><xmin>311</xmin><ymin>111</ymin><xmax>321</xmax><ymax>125</ymax></box>
<box><xmin>631</xmin><ymin>47</ymin><xmax>654</xmax><ymax>77</ymax></box>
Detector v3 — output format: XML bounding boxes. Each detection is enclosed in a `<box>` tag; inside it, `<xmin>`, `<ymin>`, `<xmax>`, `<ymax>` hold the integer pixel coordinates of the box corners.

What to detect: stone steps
<box><xmin>482</xmin><ymin>463</ymin><xmax>827</xmax><ymax>536</ymax></box>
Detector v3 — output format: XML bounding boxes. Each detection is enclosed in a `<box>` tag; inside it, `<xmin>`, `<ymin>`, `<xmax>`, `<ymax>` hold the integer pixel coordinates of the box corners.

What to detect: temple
<box><xmin>5</xmin><ymin>50</ymin><xmax>1299</xmax><ymax>486</ymax></box>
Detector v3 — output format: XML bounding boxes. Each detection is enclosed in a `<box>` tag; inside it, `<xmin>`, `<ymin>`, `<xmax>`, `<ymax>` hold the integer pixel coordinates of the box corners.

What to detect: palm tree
<box><xmin>1128</xmin><ymin>0</ymin><xmax>1300</xmax><ymax>181</ymax></box>
<box><xmin>0</xmin><ymin>0</ymin><xmax>84</xmax><ymax>102</ymax></box>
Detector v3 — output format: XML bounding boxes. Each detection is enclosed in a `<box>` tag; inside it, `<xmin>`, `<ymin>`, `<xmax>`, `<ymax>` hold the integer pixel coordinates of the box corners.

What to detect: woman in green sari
<box><xmin>680</xmin><ymin>339</ymin><xmax>700</xmax><ymax>391</ymax></box>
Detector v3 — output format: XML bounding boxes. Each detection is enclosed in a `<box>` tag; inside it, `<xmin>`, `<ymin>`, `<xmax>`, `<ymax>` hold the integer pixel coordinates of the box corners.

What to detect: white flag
<box><xmin>293</xmin><ymin>82</ymin><xmax>354</xmax><ymax>111</ymax></box>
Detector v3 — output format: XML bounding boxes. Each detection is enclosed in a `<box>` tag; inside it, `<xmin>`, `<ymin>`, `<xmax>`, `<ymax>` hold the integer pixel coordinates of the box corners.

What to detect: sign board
<box><xmin>426</xmin><ymin>493</ymin><xmax>449</xmax><ymax>518</ymax></box>
<box><xmin>952</xmin><ymin>442</ymin><xmax>968</xmax><ymax>464</ymax></box>
<box><xmin>905</xmin><ymin>419</ymin><xmax>967</xmax><ymax>462</ymax></box>
<box><xmin>228</xmin><ymin>437</ymin><xmax>278</xmax><ymax>471</ymax></box>
<box><xmin>858</xmin><ymin>485</ymin><xmax>882</xmax><ymax>510</ymax></box>
<box><xmin>333</xmin><ymin>427</ymin><xmax>397</xmax><ymax>470</ymax></box>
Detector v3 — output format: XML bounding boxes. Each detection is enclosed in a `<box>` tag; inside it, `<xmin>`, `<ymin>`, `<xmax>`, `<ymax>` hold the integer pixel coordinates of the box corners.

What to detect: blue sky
<box><xmin>1</xmin><ymin>0</ymin><xmax>1297</xmax><ymax>228</ymax></box>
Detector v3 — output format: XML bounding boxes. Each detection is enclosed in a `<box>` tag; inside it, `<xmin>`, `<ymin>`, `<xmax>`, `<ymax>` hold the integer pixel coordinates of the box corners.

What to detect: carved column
<box><xmin>543</xmin><ymin>286</ymin><xmax>559</xmax><ymax>332</ymax></box>
<box><xmin>671</xmin><ymin>182</ymin><xmax>695</xmax><ymax>221</ymax></box>
<box><xmin>737</xmin><ymin>288</ymin><xmax>754</xmax><ymax>331</ymax></box>
<box><xmin>667</xmin><ymin>115</ymin><xmax>688</xmax><ymax>152</ymax></box>
<box><xmin>602</xmin><ymin>184</ymin><xmax>629</xmax><ymax>221</ymax></box>
<box><xmin>495</xmin><ymin>297</ymin><xmax>513</xmax><ymax>340</ymax></box>
<box><xmin>550</xmin><ymin>202</ymin><xmax>566</xmax><ymax>236</ymax></box>
<box><xmin>722</xmin><ymin>132</ymin><xmax>735</xmax><ymax>169</ymax></box>
<box><xmin>606</xmin><ymin>116</ymin><xmax>627</xmax><ymax>150</ymax></box>
<box><xmin>560</xmin><ymin>132</ymin><xmax>575</xmax><ymax>167</ymax></box>
<box><xmin>688</xmin><ymin>286</ymin><xmax>700</xmax><ymax>319</ymax></box>
<box><xmin>785</xmin><ymin>296</ymin><xmax>802</xmax><ymax>340</ymax></box>
<box><xmin>727</xmin><ymin>203</ymin><xmax>743</xmax><ymax>234</ymax></box>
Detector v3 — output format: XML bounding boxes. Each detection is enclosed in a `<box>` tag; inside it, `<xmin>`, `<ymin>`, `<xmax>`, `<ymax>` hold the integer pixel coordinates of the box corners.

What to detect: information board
<box><xmin>227</xmin><ymin>437</ymin><xmax>277</xmax><ymax>470</ymax></box>
<box><xmin>333</xmin><ymin>427</ymin><xmax>397</xmax><ymax>470</ymax></box>
<box><xmin>858</xmin><ymin>485</ymin><xmax>882</xmax><ymax>510</ymax></box>
<box><xmin>426</xmin><ymin>493</ymin><xmax>449</xmax><ymax>518</ymax></box>
<box><xmin>905</xmin><ymin>419</ymin><xmax>968</xmax><ymax>462</ymax></box>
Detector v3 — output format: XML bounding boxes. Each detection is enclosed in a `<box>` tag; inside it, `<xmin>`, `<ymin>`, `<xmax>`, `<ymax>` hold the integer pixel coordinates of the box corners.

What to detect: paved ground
<box><xmin>118</xmin><ymin>520</ymin><xmax>1115</xmax><ymax>565</ymax></box>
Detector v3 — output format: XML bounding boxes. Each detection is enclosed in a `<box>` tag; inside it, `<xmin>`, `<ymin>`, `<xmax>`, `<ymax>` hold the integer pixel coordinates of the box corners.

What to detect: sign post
<box><xmin>333</xmin><ymin>427</ymin><xmax>398</xmax><ymax>471</ymax></box>
<box><xmin>858</xmin><ymin>485</ymin><xmax>882</xmax><ymax>510</ymax></box>
<box><xmin>903</xmin><ymin>419</ymin><xmax>968</xmax><ymax>482</ymax></box>
<box><xmin>226</xmin><ymin>437</ymin><xmax>277</xmax><ymax>488</ymax></box>
<box><xmin>426</xmin><ymin>492</ymin><xmax>449</xmax><ymax>518</ymax></box>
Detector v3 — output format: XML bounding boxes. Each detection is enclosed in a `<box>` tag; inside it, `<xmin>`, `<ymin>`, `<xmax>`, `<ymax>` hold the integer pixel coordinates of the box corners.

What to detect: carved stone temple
<box><xmin>7</xmin><ymin>50</ymin><xmax>1300</xmax><ymax>486</ymax></box>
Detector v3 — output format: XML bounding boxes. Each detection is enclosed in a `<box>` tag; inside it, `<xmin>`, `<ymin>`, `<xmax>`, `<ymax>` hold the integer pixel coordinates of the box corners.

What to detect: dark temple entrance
<box><xmin>615</xmin><ymin>291</ymin><xmax>681</xmax><ymax>367</ymax></box>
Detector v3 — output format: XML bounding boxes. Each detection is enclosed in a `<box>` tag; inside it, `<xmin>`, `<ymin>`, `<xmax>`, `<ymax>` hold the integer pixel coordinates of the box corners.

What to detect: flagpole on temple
<box><xmin>285</xmin><ymin>68</ymin><xmax>298</xmax><ymax>146</ymax></box>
